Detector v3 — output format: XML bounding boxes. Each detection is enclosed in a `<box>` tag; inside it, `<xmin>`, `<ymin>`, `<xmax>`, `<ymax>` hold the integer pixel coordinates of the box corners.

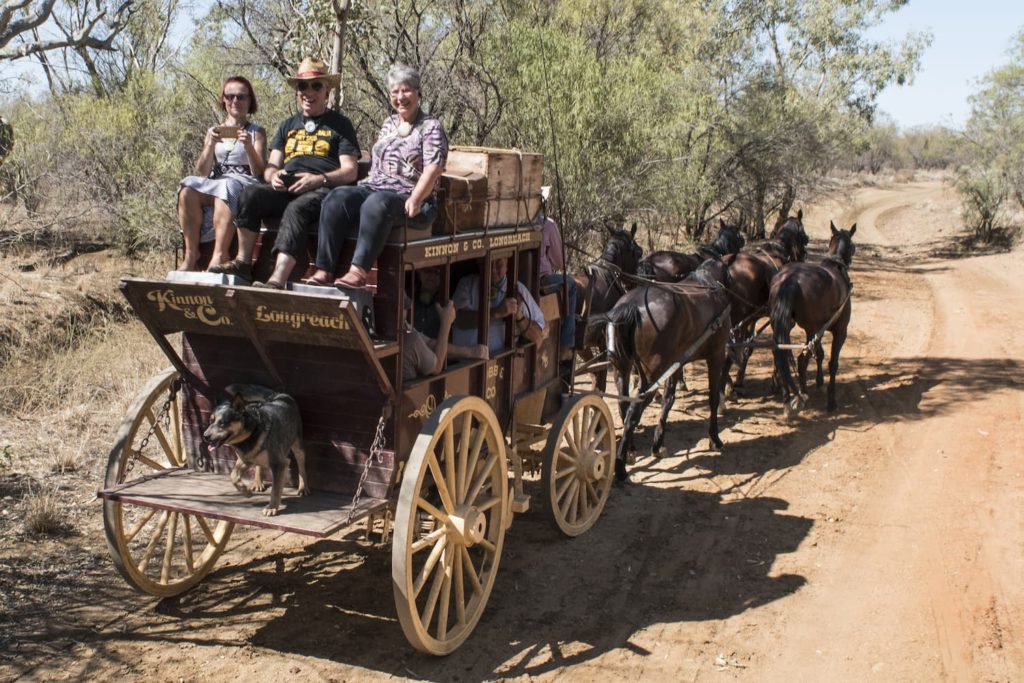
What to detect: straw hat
<box><xmin>286</xmin><ymin>57</ymin><xmax>341</xmax><ymax>88</ymax></box>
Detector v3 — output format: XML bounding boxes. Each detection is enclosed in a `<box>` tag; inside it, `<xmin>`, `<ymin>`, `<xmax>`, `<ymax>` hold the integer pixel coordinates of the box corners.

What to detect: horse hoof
<box><xmin>784</xmin><ymin>397</ymin><xmax>801</xmax><ymax>418</ymax></box>
<box><xmin>723</xmin><ymin>384</ymin><xmax>735</xmax><ymax>400</ymax></box>
<box><xmin>652</xmin><ymin>446</ymin><xmax>667</xmax><ymax>459</ymax></box>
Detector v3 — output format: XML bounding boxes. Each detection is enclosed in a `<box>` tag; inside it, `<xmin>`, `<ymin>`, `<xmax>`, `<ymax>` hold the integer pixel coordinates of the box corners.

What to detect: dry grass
<box><xmin>23</xmin><ymin>485</ymin><xmax>64</xmax><ymax>536</ymax></box>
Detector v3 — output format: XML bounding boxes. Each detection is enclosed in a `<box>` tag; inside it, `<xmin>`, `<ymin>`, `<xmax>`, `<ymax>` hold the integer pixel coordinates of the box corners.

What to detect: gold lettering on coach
<box><xmin>254</xmin><ymin>305</ymin><xmax>351</xmax><ymax>331</ymax></box>
<box><xmin>147</xmin><ymin>289</ymin><xmax>230</xmax><ymax>327</ymax></box>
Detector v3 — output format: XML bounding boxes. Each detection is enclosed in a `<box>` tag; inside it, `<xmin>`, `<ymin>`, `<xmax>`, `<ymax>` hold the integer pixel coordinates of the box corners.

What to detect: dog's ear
<box><xmin>231</xmin><ymin>392</ymin><xmax>247</xmax><ymax>411</ymax></box>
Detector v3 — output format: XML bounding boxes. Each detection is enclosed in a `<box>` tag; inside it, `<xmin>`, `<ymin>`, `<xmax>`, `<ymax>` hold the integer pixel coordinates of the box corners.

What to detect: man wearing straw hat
<box><xmin>226</xmin><ymin>57</ymin><xmax>361</xmax><ymax>286</ymax></box>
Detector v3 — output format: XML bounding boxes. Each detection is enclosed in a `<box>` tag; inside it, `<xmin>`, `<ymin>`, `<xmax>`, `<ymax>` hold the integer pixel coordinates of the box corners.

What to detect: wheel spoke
<box><xmin>195</xmin><ymin>515</ymin><xmax>217</xmax><ymax>544</ymax></box>
<box><xmin>134</xmin><ymin>452</ymin><xmax>169</xmax><ymax>473</ymax></box>
<box><xmin>413</xmin><ymin>534</ymin><xmax>447</xmax><ymax>598</ymax></box>
<box><xmin>464</xmin><ymin>452</ymin><xmax>498</xmax><ymax>505</ymax></box>
<box><xmin>137</xmin><ymin>510</ymin><xmax>170</xmax><ymax>573</ymax></box>
<box><xmin>457</xmin><ymin>414</ymin><xmax>473</xmax><ymax>502</ymax></box>
<box><xmin>411</xmin><ymin>527</ymin><xmax>446</xmax><ymax>554</ymax></box>
<box><xmin>588</xmin><ymin>424</ymin><xmax>609</xmax><ymax>452</ymax></box>
<box><xmin>578</xmin><ymin>479</ymin><xmax>589</xmax><ymax>521</ymax></box>
<box><xmin>454</xmin><ymin>542</ymin><xmax>466</xmax><ymax>627</ymax></box>
<box><xmin>560</xmin><ymin>479</ymin><xmax>579</xmax><ymax>522</ymax></box>
<box><xmin>463</xmin><ymin>427</ymin><xmax>487</xmax><ymax>502</ymax></box>
<box><xmin>564</xmin><ymin>417</ymin><xmax>581</xmax><ymax>457</ymax></box>
<box><xmin>169</xmin><ymin>394</ymin><xmax>183</xmax><ymax>466</ymax></box>
<box><xmin>437</xmin><ymin>549</ymin><xmax>454</xmax><ymax>639</ymax></box>
<box><xmin>477</xmin><ymin>537</ymin><xmax>496</xmax><ymax>556</ymax></box>
<box><xmin>585</xmin><ymin>479</ymin><xmax>599</xmax><ymax>506</ymax></box>
<box><xmin>420</xmin><ymin>545</ymin><xmax>448</xmax><ymax>626</ymax></box>
<box><xmin>426</xmin><ymin>453</ymin><xmax>457</xmax><ymax>514</ymax></box>
<box><xmin>460</xmin><ymin>545</ymin><xmax>483</xmax><ymax>596</ymax></box>
<box><xmin>474</xmin><ymin>495</ymin><xmax>501</xmax><ymax>513</ymax></box>
<box><xmin>123</xmin><ymin>506</ymin><xmax>158</xmax><ymax>543</ymax></box>
<box><xmin>443</xmin><ymin>424</ymin><xmax>457</xmax><ymax>504</ymax></box>
<box><xmin>182</xmin><ymin>515</ymin><xmax>195</xmax><ymax>572</ymax></box>
<box><xmin>160</xmin><ymin>512</ymin><xmax>179</xmax><ymax>583</ymax></box>
<box><xmin>416</xmin><ymin>496</ymin><xmax>451</xmax><ymax>526</ymax></box>
<box><xmin>555</xmin><ymin>469</ymin><xmax>575</xmax><ymax>503</ymax></box>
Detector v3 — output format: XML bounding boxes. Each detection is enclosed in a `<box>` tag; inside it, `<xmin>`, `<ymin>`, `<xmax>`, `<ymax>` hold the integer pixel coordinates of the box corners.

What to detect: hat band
<box><xmin>295</xmin><ymin>70</ymin><xmax>328</xmax><ymax>79</ymax></box>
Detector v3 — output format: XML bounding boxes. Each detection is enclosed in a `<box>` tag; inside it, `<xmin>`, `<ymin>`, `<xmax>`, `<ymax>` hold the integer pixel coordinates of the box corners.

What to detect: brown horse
<box><xmin>575</xmin><ymin>223</ymin><xmax>644</xmax><ymax>391</ymax></box>
<box><xmin>637</xmin><ymin>219</ymin><xmax>746</xmax><ymax>282</ymax></box>
<box><xmin>722</xmin><ymin>209</ymin><xmax>809</xmax><ymax>390</ymax></box>
<box><xmin>589</xmin><ymin>259</ymin><xmax>732</xmax><ymax>480</ymax></box>
<box><xmin>770</xmin><ymin>222</ymin><xmax>856</xmax><ymax>416</ymax></box>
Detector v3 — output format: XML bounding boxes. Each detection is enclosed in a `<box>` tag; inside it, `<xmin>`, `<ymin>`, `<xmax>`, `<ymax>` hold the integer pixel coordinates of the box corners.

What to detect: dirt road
<box><xmin>4</xmin><ymin>179</ymin><xmax>1022</xmax><ymax>681</ymax></box>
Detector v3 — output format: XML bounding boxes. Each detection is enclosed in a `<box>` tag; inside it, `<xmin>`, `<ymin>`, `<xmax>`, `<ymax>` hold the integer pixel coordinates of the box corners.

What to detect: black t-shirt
<box><xmin>270</xmin><ymin>110</ymin><xmax>360</xmax><ymax>174</ymax></box>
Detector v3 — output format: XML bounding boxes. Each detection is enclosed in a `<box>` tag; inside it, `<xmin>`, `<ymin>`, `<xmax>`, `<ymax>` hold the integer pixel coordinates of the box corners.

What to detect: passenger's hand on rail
<box><xmin>405</xmin><ymin>196</ymin><xmax>422</xmax><ymax>217</ymax></box>
<box><xmin>437</xmin><ymin>301</ymin><xmax>456</xmax><ymax>326</ymax></box>
<box><xmin>495</xmin><ymin>297</ymin><xmax>518</xmax><ymax>318</ymax></box>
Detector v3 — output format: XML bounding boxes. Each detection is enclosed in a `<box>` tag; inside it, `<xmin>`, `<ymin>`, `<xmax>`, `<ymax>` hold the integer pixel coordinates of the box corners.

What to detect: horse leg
<box><xmin>706</xmin><ymin>344</ymin><xmax>727</xmax><ymax>449</ymax></box>
<box><xmin>797</xmin><ymin>346</ymin><xmax>810</xmax><ymax>397</ymax></box>
<box><xmin>615</xmin><ymin>363</ymin><xmax>632</xmax><ymax>423</ymax></box>
<box><xmin>651</xmin><ymin>373</ymin><xmax>678</xmax><ymax>458</ymax></box>
<box><xmin>733</xmin><ymin>321</ymin><xmax>755</xmax><ymax>388</ymax></box>
<box><xmin>814</xmin><ymin>339</ymin><xmax>825</xmax><ymax>387</ymax></box>
<box><xmin>827</xmin><ymin>327</ymin><xmax>848</xmax><ymax>412</ymax></box>
<box><xmin>615</xmin><ymin>392</ymin><xmax>653</xmax><ymax>481</ymax></box>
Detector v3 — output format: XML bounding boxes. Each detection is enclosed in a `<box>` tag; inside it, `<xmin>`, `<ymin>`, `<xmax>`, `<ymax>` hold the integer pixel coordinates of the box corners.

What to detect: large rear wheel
<box><xmin>392</xmin><ymin>396</ymin><xmax>508</xmax><ymax>655</ymax></box>
<box><xmin>541</xmin><ymin>392</ymin><xmax>616</xmax><ymax>536</ymax></box>
<box><xmin>102</xmin><ymin>368</ymin><xmax>233</xmax><ymax>597</ymax></box>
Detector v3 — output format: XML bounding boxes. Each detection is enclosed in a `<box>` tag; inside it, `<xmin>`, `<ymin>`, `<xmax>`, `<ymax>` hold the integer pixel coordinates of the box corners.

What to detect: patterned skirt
<box><xmin>179</xmin><ymin>172</ymin><xmax>260</xmax><ymax>243</ymax></box>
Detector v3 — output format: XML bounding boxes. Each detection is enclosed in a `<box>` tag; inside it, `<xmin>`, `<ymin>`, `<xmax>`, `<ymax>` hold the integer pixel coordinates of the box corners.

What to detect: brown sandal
<box><xmin>253</xmin><ymin>280</ymin><xmax>283</xmax><ymax>290</ymax></box>
<box><xmin>334</xmin><ymin>271</ymin><xmax>366</xmax><ymax>289</ymax></box>
<box><xmin>301</xmin><ymin>273</ymin><xmax>332</xmax><ymax>286</ymax></box>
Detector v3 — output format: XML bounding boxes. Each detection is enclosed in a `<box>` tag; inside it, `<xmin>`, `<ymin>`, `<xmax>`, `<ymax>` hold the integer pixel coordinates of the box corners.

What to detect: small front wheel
<box><xmin>541</xmin><ymin>393</ymin><xmax>616</xmax><ymax>536</ymax></box>
<box><xmin>392</xmin><ymin>396</ymin><xmax>508</xmax><ymax>655</ymax></box>
<box><xmin>102</xmin><ymin>368</ymin><xmax>233</xmax><ymax>597</ymax></box>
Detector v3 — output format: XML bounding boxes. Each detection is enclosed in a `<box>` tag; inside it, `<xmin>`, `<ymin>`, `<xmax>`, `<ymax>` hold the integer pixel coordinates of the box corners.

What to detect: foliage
<box><xmin>956</xmin><ymin>166</ymin><xmax>1007</xmax><ymax>242</ymax></box>
<box><xmin>1</xmin><ymin>0</ymin><xmax>930</xmax><ymax>255</ymax></box>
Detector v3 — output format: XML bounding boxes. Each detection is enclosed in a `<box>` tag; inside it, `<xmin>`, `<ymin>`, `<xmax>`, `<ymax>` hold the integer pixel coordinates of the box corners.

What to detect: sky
<box><xmin>870</xmin><ymin>1</ymin><xmax>1024</xmax><ymax>130</ymax></box>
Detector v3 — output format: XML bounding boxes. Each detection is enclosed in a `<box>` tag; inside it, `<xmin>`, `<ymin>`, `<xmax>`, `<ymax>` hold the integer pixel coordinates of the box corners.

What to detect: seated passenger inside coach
<box><xmin>451</xmin><ymin>256</ymin><xmax>544</xmax><ymax>355</ymax></box>
<box><xmin>402</xmin><ymin>268</ymin><xmax>488</xmax><ymax>381</ymax></box>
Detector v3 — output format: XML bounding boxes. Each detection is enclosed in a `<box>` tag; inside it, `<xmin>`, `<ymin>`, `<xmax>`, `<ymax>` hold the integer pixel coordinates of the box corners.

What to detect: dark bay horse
<box><xmin>770</xmin><ymin>222</ymin><xmax>856</xmax><ymax>416</ymax></box>
<box><xmin>722</xmin><ymin>209</ymin><xmax>810</xmax><ymax>390</ymax></box>
<box><xmin>589</xmin><ymin>260</ymin><xmax>732</xmax><ymax>480</ymax></box>
<box><xmin>637</xmin><ymin>219</ymin><xmax>745</xmax><ymax>282</ymax></box>
<box><xmin>574</xmin><ymin>223</ymin><xmax>644</xmax><ymax>391</ymax></box>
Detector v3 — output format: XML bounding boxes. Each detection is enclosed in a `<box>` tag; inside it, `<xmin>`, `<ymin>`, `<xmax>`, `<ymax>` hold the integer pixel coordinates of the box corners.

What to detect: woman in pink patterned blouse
<box><xmin>307</xmin><ymin>64</ymin><xmax>448</xmax><ymax>288</ymax></box>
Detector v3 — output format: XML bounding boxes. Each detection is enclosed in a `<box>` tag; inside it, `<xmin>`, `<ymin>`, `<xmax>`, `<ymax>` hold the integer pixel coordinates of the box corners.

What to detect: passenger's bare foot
<box><xmin>177</xmin><ymin>253</ymin><xmax>199</xmax><ymax>271</ymax></box>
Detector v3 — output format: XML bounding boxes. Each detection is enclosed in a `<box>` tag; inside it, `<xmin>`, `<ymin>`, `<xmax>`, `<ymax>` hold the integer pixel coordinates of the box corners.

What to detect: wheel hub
<box><xmin>449</xmin><ymin>505</ymin><xmax>486</xmax><ymax>546</ymax></box>
<box><xmin>575</xmin><ymin>448</ymin><xmax>606</xmax><ymax>481</ymax></box>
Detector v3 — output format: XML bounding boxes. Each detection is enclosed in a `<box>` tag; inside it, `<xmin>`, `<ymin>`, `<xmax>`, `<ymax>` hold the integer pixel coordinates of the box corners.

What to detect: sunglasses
<box><xmin>223</xmin><ymin>93</ymin><xmax>249</xmax><ymax>101</ymax></box>
<box><xmin>296</xmin><ymin>81</ymin><xmax>325</xmax><ymax>92</ymax></box>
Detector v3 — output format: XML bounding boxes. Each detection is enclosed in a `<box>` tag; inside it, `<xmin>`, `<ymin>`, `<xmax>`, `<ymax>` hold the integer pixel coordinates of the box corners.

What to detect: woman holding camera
<box><xmin>177</xmin><ymin>75</ymin><xmax>267</xmax><ymax>272</ymax></box>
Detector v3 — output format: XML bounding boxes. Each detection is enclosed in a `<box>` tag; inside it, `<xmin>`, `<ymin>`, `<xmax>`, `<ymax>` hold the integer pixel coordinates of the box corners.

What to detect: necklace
<box><xmin>396</xmin><ymin>121</ymin><xmax>413</xmax><ymax>137</ymax></box>
<box><xmin>304</xmin><ymin>119</ymin><xmax>317</xmax><ymax>134</ymax></box>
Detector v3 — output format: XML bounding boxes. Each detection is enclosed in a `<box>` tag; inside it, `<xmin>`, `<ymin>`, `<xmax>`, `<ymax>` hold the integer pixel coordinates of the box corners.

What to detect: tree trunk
<box><xmin>328</xmin><ymin>0</ymin><xmax>351</xmax><ymax>110</ymax></box>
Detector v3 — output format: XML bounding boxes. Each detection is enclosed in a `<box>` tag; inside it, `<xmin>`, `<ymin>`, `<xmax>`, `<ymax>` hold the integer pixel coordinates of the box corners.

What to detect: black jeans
<box><xmin>316</xmin><ymin>185</ymin><xmax>435</xmax><ymax>273</ymax></box>
<box><xmin>234</xmin><ymin>184</ymin><xmax>331</xmax><ymax>260</ymax></box>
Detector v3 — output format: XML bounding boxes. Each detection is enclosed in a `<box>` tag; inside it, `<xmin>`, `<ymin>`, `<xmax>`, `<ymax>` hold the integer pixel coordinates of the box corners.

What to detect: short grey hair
<box><xmin>387</xmin><ymin>63</ymin><xmax>421</xmax><ymax>91</ymax></box>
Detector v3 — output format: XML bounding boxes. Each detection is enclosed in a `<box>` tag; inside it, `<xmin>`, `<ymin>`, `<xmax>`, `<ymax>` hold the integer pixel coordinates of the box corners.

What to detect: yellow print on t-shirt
<box><xmin>284</xmin><ymin>129</ymin><xmax>332</xmax><ymax>163</ymax></box>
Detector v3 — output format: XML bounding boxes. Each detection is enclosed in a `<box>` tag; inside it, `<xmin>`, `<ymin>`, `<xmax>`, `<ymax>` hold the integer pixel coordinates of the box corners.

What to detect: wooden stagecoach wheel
<box><xmin>102</xmin><ymin>367</ymin><xmax>234</xmax><ymax>597</ymax></box>
<box><xmin>392</xmin><ymin>396</ymin><xmax>509</xmax><ymax>655</ymax></box>
<box><xmin>541</xmin><ymin>393</ymin><xmax>616</xmax><ymax>537</ymax></box>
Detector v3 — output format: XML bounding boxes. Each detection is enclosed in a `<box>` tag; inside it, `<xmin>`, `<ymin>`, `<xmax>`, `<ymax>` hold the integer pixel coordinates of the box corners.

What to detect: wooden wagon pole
<box><xmin>328</xmin><ymin>0</ymin><xmax>351</xmax><ymax>110</ymax></box>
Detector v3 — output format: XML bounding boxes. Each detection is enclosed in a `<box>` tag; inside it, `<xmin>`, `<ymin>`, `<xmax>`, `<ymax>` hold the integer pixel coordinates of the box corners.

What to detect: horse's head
<box><xmin>602</xmin><ymin>222</ymin><xmax>643</xmax><ymax>274</ymax></box>
<box><xmin>773</xmin><ymin>209</ymin><xmax>808</xmax><ymax>262</ymax></box>
<box><xmin>828</xmin><ymin>221</ymin><xmax>857</xmax><ymax>266</ymax></box>
<box><xmin>710</xmin><ymin>218</ymin><xmax>745</xmax><ymax>256</ymax></box>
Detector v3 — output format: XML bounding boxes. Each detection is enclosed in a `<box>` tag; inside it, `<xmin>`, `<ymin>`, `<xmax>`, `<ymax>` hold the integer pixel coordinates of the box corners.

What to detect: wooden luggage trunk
<box><xmin>444</xmin><ymin>146</ymin><xmax>544</xmax><ymax>231</ymax></box>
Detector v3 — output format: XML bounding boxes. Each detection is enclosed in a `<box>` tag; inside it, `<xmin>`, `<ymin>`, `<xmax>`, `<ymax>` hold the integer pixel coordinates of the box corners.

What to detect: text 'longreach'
<box><xmin>254</xmin><ymin>306</ymin><xmax>350</xmax><ymax>331</ymax></box>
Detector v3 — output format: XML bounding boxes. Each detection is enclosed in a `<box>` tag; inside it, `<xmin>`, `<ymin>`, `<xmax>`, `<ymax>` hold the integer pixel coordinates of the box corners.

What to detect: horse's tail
<box><xmin>771</xmin><ymin>279</ymin><xmax>799</xmax><ymax>399</ymax></box>
<box><xmin>590</xmin><ymin>302</ymin><xmax>641</xmax><ymax>364</ymax></box>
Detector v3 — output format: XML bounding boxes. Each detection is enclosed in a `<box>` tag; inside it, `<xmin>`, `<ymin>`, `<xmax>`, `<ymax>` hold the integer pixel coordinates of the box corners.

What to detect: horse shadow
<box><xmin>631</xmin><ymin>353</ymin><xmax>1022</xmax><ymax>484</ymax></box>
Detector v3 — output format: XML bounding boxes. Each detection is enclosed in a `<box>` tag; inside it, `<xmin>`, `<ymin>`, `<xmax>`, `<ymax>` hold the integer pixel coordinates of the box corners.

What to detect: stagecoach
<box><xmin>97</xmin><ymin>147</ymin><xmax>619</xmax><ymax>655</ymax></box>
